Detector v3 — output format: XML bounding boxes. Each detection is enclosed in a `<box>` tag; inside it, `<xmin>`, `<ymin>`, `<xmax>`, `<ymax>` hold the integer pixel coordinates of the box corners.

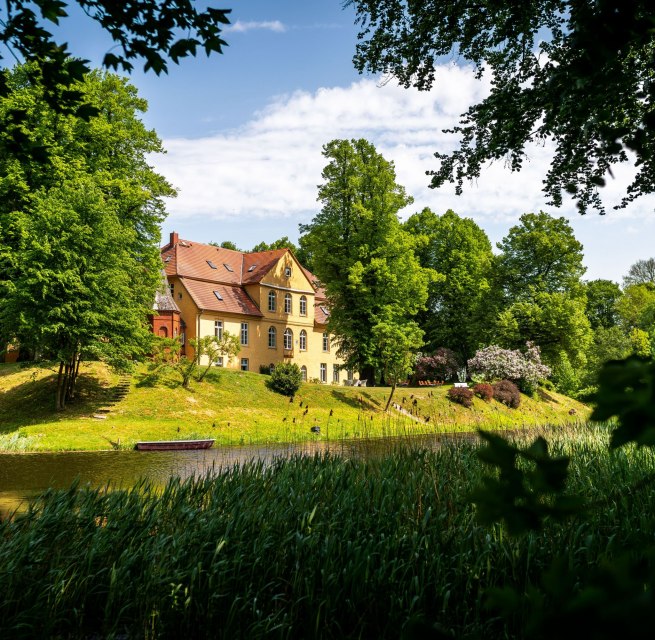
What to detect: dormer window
<box><xmin>284</xmin><ymin>266</ymin><xmax>292</xmax><ymax>277</ymax></box>
<box><xmin>223</xmin><ymin>263</ymin><xmax>234</xmax><ymax>272</ymax></box>
<box><xmin>213</xmin><ymin>290</ymin><xmax>223</xmax><ymax>301</ymax></box>
<box><xmin>207</xmin><ymin>260</ymin><xmax>218</xmax><ymax>269</ymax></box>
<box><xmin>248</xmin><ymin>265</ymin><xmax>257</xmax><ymax>272</ymax></box>
<box><xmin>164</xmin><ymin>255</ymin><xmax>171</xmax><ymax>263</ymax></box>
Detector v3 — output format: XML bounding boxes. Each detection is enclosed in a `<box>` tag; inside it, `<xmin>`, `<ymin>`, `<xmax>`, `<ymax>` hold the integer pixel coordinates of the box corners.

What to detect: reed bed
<box><xmin>1</xmin><ymin>423</ymin><xmax>654</xmax><ymax>639</ymax></box>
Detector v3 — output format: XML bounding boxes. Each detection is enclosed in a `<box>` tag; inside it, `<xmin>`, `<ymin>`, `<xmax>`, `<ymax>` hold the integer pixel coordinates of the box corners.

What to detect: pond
<box><xmin>0</xmin><ymin>432</ymin><xmax>485</xmax><ymax>518</ymax></box>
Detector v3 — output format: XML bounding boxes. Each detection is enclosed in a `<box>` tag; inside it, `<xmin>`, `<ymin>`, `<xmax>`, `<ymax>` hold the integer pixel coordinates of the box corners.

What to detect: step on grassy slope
<box><xmin>0</xmin><ymin>362</ymin><xmax>589</xmax><ymax>452</ymax></box>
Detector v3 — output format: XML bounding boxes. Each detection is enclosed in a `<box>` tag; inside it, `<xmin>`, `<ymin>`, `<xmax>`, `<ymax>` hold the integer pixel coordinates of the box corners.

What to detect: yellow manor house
<box><xmin>153</xmin><ymin>232</ymin><xmax>348</xmax><ymax>383</ymax></box>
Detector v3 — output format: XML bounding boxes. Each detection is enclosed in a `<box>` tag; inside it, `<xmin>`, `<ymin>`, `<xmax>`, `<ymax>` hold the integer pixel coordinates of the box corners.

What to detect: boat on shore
<box><xmin>135</xmin><ymin>439</ymin><xmax>215</xmax><ymax>452</ymax></box>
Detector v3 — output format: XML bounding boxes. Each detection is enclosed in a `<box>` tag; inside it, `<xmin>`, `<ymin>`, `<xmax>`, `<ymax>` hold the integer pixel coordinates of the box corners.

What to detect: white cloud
<box><xmin>152</xmin><ymin>63</ymin><xmax>655</xmax><ymax>281</ymax></box>
<box><xmin>225</xmin><ymin>20</ymin><xmax>286</xmax><ymax>33</ymax></box>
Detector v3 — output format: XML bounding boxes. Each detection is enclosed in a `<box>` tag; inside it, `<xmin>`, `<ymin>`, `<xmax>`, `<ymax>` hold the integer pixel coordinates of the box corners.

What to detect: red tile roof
<box><xmin>314</xmin><ymin>303</ymin><xmax>329</xmax><ymax>326</ymax></box>
<box><xmin>162</xmin><ymin>234</ymin><xmax>325</xmax><ymax>320</ymax></box>
<box><xmin>242</xmin><ymin>250</ymin><xmax>288</xmax><ymax>284</ymax></box>
<box><xmin>180</xmin><ymin>278</ymin><xmax>263</xmax><ymax>317</ymax></box>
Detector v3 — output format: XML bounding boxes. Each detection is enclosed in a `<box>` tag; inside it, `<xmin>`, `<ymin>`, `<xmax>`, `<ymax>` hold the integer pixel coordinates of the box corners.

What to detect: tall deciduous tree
<box><xmin>349</xmin><ymin>0</ymin><xmax>655</xmax><ymax>213</ymax></box>
<box><xmin>494</xmin><ymin>212</ymin><xmax>591</xmax><ymax>374</ymax></box>
<box><xmin>404</xmin><ymin>208</ymin><xmax>495</xmax><ymax>359</ymax></box>
<box><xmin>299</xmin><ymin>139</ymin><xmax>437</xmax><ymax>381</ymax></box>
<box><xmin>584</xmin><ymin>279</ymin><xmax>623</xmax><ymax>329</ymax></box>
<box><xmin>0</xmin><ymin>66</ymin><xmax>174</xmax><ymax>409</ymax></box>
<box><xmin>497</xmin><ymin>212</ymin><xmax>586</xmax><ymax>301</ymax></box>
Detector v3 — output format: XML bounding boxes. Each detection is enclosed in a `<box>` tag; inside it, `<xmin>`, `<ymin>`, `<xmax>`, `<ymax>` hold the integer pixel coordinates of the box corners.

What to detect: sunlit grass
<box><xmin>0</xmin><ymin>362</ymin><xmax>589</xmax><ymax>451</ymax></box>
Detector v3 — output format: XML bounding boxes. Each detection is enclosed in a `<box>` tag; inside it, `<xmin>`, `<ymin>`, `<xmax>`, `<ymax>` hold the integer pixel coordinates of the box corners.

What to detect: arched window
<box><xmin>268</xmin><ymin>326</ymin><xmax>277</xmax><ymax>348</ymax></box>
<box><xmin>284</xmin><ymin>293</ymin><xmax>292</xmax><ymax>314</ymax></box>
<box><xmin>299</xmin><ymin>295</ymin><xmax>307</xmax><ymax>316</ymax></box>
<box><xmin>322</xmin><ymin>332</ymin><xmax>330</xmax><ymax>352</ymax></box>
<box><xmin>299</xmin><ymin>330</ymin><xmax>307</xmax><ymax>351</ymax></box>
<box><xmin>268</xmin><ymin>290</ymin><xmax>276</xmax><ymax>312</ymax></box>
<box><xmin>284</xmin><ymin>328</ymin><xmax>293</xmax><ymax>350</ymax></box>
<box><xmin>158</xmin><ymin>326</ymin><xmax>168</xmax><ymax>338</ymax></box>
<box><xmin>301</xmin><ymin>365</ymin><xmax>307</xmax><ymax>381</ymax></box>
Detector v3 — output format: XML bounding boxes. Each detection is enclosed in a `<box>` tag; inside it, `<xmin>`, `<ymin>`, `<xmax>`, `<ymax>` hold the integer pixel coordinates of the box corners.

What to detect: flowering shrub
<box><xmin>473</xmin><ymin>383</ymin><xmax>494</xmax><ymax>402</ymax></box>
<box><xmin>447</xmin><ymin>386</ymin><xmax>474</xmax><ymax>408</ymax></box>
<box><xmin>492</xmin><ymin>380</ymin><xmax>521</xmax><ymax>408</ymax></box>
<box><xmin>415</xmin><ymin>347</ymin><xmax>462</xmax><ymax>381</ymax></box>
<box><xmin>467</xmin><ymin>342</ymin><xmax>550</xmax><ymax>392</ymax></box>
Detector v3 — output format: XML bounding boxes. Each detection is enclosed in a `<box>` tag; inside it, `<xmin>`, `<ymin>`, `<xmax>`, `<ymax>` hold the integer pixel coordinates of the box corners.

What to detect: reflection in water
<box><xmin>0</xmin><ymin>433</ymin><xmax>483</xmax><ymax>518</ymax></box>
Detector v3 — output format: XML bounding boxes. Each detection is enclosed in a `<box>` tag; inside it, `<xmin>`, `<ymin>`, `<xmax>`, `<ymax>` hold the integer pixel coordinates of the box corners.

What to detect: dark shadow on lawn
<box><xmin>0</xmin><ymin>370</ymin><xmax>117</xmax><ymax>433</ymax></box>
<box><xmin>328</xmin><ymin>389</ymin><xmax>362</xmax><ymax>409</ymax></box>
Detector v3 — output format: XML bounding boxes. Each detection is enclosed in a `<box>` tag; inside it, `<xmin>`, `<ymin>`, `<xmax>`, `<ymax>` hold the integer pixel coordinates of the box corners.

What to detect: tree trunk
<box><xmin>384</xmin><ymin>383</ymin><xmax>397</xmax><ymax>412</ymax></box>
<box><xmin>360</xmin><ymin>364</ymin><xmax>375</xmax><ymax>385</ymax></box>
<box><xmin>56</xmin><ymin>361</ymin><xmax>65</xmax><ymax>411</ymax></box>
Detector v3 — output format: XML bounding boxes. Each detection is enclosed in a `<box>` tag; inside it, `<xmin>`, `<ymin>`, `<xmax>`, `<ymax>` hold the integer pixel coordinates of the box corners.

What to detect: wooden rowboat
<box><xmin>135</xmin><ymin>439</ymin><xmax>215</xmax><ymax>451</ymax></box>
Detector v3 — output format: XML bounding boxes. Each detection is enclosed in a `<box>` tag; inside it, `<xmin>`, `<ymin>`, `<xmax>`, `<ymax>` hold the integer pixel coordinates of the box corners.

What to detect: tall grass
<box><xmin>1</xmin><ymin>423</ymin><xmax>654</xmax><ymax>638</ymax></box>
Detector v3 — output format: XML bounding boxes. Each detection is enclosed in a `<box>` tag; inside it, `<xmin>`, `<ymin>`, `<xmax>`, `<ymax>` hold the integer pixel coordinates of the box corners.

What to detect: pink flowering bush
<box><xmin>415</xmin><ymin>347</ymin><xmax>462</xmax><ymax>381</ymax></box>
<box><xmin>467</xmin><ymin>342</ymin><xmax>551</xmax><ymax>394</ymax></box>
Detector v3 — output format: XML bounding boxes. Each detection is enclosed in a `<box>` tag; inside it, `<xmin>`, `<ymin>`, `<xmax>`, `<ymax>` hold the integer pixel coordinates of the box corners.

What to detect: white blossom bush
<box><xmin>467</xmin><ymin>343</ymin><xmax>551</xmax><ymax>393</ymax></box>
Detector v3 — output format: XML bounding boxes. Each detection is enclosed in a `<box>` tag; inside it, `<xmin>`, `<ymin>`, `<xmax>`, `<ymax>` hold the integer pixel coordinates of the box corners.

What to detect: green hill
<box><xmin>0</xmin><ymin>361</ymin><xmax>589</xmax><ymax>452</ymax></box>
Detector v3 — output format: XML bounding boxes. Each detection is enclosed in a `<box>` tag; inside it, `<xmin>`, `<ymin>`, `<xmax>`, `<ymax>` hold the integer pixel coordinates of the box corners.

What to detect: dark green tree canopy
<box><xmin>584</xmin><ymin>279</ymin><xmax>622</xmax><ymax>329</ymax></box>
<box><xmin>349</xmin><ymin>0</ymin><xmax>655</xmax><ymax>213</ymax></box>
<box><xmin>0</xmin><ymin>1</ymin><xmax>230</xmax><ymax>95</ymax></box>
<box><xmin>404</xmin><ymin>208</ymin><xmax>494</xmax><ymax>358</ymax></box>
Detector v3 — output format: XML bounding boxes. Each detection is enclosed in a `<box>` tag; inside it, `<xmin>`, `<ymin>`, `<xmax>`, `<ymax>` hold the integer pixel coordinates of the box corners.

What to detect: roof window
<box><xmin>223</xmin><ymin>263</ymin><xmax>234</xmax><ymax>272</ymax></box>
<box><xmin>214</xmin><ymin>291</ymin><xmax>224</xmax><ymax>301</ymax></box>
<box><xmin>248</xmin><ymin>265</ymin><xmax>257</xmax><ymax>272</ymax></box>
<box><xmin>207</xmin><ymin>260</ymin><xmax>217</xmax><ymax>269</ymax></box>
<box><xmin>164</xmin><ymin>256</ymin><xmax>171</xmax><ymax>263</ymax></box>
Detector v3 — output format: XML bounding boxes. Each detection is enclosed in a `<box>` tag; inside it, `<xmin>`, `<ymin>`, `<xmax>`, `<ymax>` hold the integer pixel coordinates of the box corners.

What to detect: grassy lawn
<box><xmin>0</xmin><ymin>361</ymin><xmax>589</xmax><ymax>452</ymax></box>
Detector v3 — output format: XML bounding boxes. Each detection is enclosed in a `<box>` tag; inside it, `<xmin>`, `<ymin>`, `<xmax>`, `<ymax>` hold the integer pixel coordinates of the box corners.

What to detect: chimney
<box><xmin>170</xmin><ymin>231</ymin><xmax>179</xmax><ymax>247</ymax></box>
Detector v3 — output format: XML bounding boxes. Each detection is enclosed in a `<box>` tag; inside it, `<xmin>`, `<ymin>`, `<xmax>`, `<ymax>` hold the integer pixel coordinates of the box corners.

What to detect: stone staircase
<box><xmin>93</xmin><ymin>374</ymin><xmax>132</xmax><ymax>419</ymax></box>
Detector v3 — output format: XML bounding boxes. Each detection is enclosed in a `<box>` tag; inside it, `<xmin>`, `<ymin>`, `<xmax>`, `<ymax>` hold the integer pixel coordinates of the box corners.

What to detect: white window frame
<box><xmin>299</xmin><ymin>295</ymin><xmax>307</xmax><ymax>316</ymax></box>
<box><xmin>301</xmin><ymin>365</ymin><xmax>307</xmax><ymax>381</ymax></box>
<box><xmin>214</xmin><ymin>320</ymin><xmax>223</xmax><ymax>339</ymax></box>
<box><xmin>283</xmin><ymin>328</ymin><xmax>293</xmax><ymax>350</ymax></box>
<box><xmin>322</xmin><ymin>332</ymin><xmax>329</xmax><ymax>352</ymax></box>
<box><xmin>284</xmin><ymin>293</ymin><xmax>292</xmax><ymax>314</ymax></box>
<box><xmin>268</xmin><ymin>290</ymin><xmax>276</xmax><ymax>312</ymax></box>
<box><xmin>284</xmin><ymin>266</ymin><xmax>292</xmax><ymax>277</ymax></box>
<box><xmin>240</xmin><ymin>322</ymin><xmax>248</xmax><ymax>346</ymax></box>
<box><xmin>268</xmin><ymin>326</ymin><xmax>277</xmax><ymax>349</ymax></box>
<box><xmin>299</xmin><ymin>330</ymin><xmax>307</xmax><ymax>351</ymax></box>
<box><xmin>214</xmin><ymin>357</ymin><xmax>224</xmax><ymax>367</ymax></box>
<box><xmin>333</xmin><ymin>365</ymin><xmax>340</xmax><ymax>383</ymax></box>
<box><xmin>320</xmin><ymin>363</ymin><xmax>327</xmax><ymax>383</ymax></box>
<box><xmin>240</xmin><ymin>358</ymin><xmax>249</xmax><ymax>371</ymax></box>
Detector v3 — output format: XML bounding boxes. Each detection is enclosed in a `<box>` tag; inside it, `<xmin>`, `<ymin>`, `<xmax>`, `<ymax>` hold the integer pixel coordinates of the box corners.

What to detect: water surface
<box><xmin>0</xmin><ymin>432</ymin><xmax>484</xmax><ymax>518</ymax></box>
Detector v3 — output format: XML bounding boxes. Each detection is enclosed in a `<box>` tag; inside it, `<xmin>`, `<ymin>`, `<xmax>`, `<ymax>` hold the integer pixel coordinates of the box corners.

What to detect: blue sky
<box><xmin>16</xmin><ymin>2</ymin><xmax>655</xmax><ymax>282</ymax></box>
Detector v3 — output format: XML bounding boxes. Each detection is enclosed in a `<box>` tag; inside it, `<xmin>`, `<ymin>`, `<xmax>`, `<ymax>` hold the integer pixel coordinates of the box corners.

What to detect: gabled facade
<box><xmin>156</xmin><ymin>232</ymin><xmax>347</xmax><ymax>383</ymax></box>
